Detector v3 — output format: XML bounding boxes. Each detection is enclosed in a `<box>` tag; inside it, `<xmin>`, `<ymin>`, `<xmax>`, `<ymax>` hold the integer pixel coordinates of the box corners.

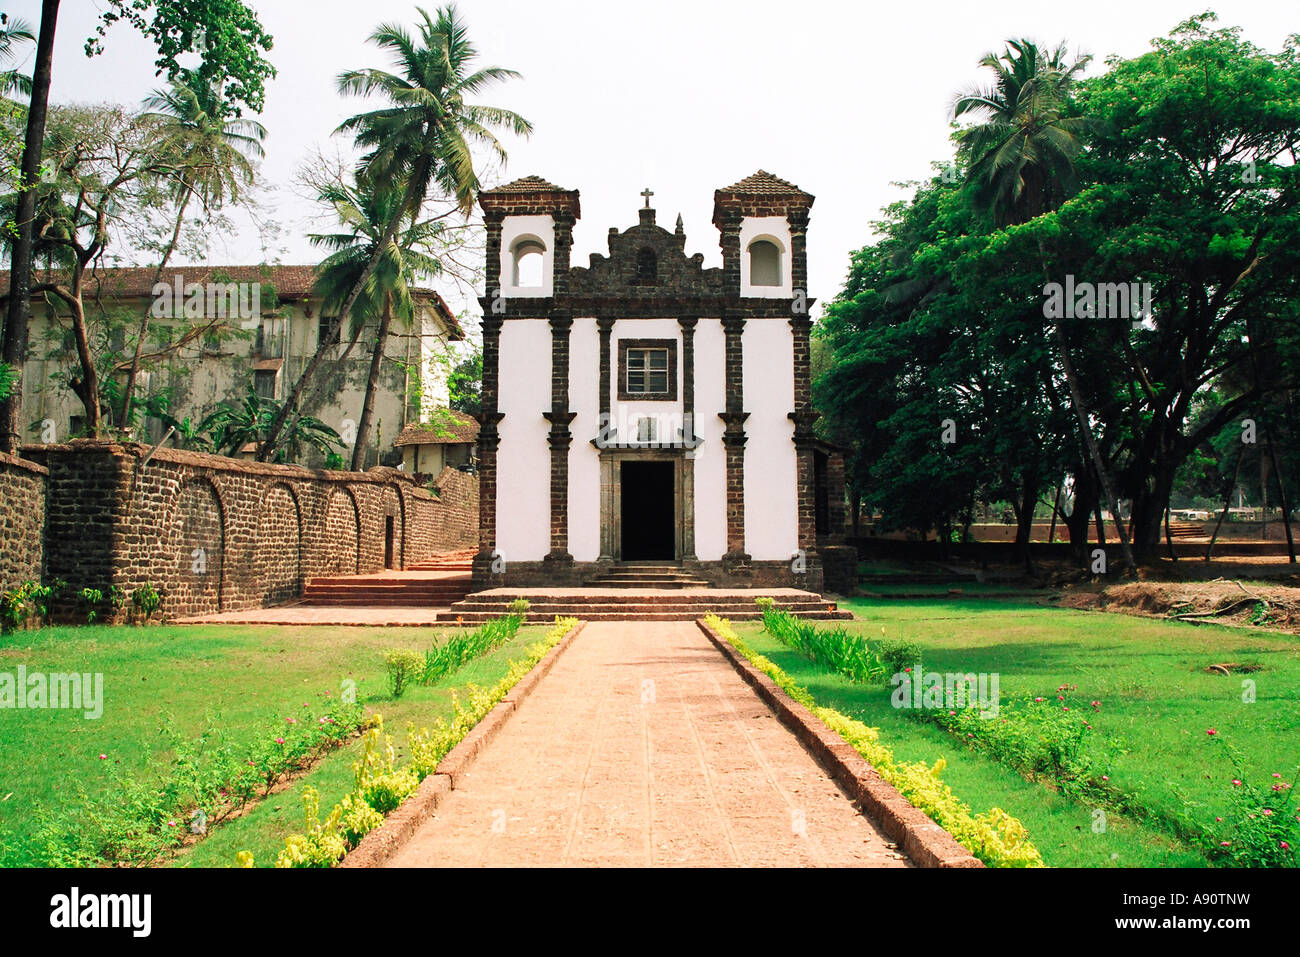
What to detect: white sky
<box><xmin>6</xmin><ymin>0</ymin><xmax>1296</xmax><ymax>324</ymax></box>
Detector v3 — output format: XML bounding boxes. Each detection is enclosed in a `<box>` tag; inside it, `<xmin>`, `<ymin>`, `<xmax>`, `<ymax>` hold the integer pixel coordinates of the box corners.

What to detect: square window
<box><xmin>618</xmin><ymin>340</ymin><xmax>677</xmax><ymax>401</ymax></box>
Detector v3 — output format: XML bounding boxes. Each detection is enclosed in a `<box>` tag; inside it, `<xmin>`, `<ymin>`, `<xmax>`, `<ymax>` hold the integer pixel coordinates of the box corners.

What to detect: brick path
<box><xmin>386</xmin><ymin>621</ymin><xmax>907</xmax><ymax>867</ymax></box>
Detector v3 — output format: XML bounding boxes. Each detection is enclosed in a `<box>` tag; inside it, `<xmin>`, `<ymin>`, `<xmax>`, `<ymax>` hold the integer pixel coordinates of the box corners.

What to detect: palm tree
<box><xmin>953</xmin><ymin>39</ymin><xmax>1092</xmax><ymax>226</ymax></box>
<box><xmin>0</xmin><ymin>15</ymin><xmax>34</xmax><ymax>101</ymax></box>
<box><xmin>203</xmin><ymin>386</ymin><xmax>343</xmax><ymax>463</ymax></box>
<box><xmin>310</xmin><ymin>176</ymin><xmax>444</xmax><ymax>469</ymax></box>
<box><xmin>258</xmin><ymin>3</ymin><xmax>531</xmax><ymax>461</ymax></box>
<box><xmin>953</xmin><ymin>38</ymin><xmax>1136</xmax><ymax>572</ymax></box>
<box><xmin>117</xmin><ymin>77</ymin><xmax>267</xmax><ymax>427</ymax></box>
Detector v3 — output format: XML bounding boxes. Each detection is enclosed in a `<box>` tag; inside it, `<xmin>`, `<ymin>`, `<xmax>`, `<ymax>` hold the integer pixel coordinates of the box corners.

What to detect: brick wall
<box><xmin>20</xmin><ymin>441</ymin><xmax>478</xmax><ymax>619</ymax></box>
<box><xmin>0</xmin><ymin>452</ymin><xmax>47</xmax><ymax>590</ymax></box>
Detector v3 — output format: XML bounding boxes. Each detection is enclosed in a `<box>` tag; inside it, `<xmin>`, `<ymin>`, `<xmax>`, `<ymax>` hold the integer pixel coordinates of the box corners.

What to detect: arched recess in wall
<box><xmin>511</xmin><ymin>235</ymin><xmax>546</xmax><ymax>287</ymax></box>
<box><xmin>259</xmin><ymin>483</ymin><xmax>303</xmax><ymax>604</ymax></box>
<box><xmin>747</xmin><ymin>236</ymin><xmax>784</xmax><ymax>287</ymax></box>
<box><xmin>169</xmin><ymin>477</ymin><xmax>227</xmax><ymax>614</ymax></box>
<box><xmin>379</xmin><ymin>484</ymin><xmax>406</xmax><ymax>569</ymax></box>
<box><xmin>324</xmin><ymin>486</ymin><xmax>362</xmax><ymax>575</ymax></box>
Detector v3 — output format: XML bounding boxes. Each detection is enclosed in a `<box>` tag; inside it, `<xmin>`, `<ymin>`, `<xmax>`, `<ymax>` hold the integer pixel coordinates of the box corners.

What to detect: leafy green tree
<box><xmin>259</xmin><ymin>3</ymin><xmax>530</xmax><ymax>460</ymax></box>
<box><xmin>0</xmin><ymin>14</ymin><xmax>34</xmax><ymax>101</ymax></box>
<box><xmin>2</xmin><ymin>0</ymin><xmax>274</xmax><ymax>454</ymax></box>
<box><xmin>116</xmin><ymin>76</ymin><xmax>267</xmax><ymax>427</ymax></box>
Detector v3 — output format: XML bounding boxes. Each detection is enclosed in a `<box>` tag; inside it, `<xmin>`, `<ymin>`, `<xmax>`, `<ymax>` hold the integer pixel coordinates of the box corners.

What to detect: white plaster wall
<box><xmin>567</xmin><ymin>317</ymin><xmax>601</xmax><ymax>561</ymax></box>
<box><xmin>743</xmin><ymin>319</ymin><xmax>798</xmax><ymax>559</ymax></box>
<box><xmin>693</xmin><ymin>318</ymin><xmax>727</xmax><ymax>561</ymax></box>
<box><xmin>740</xmin><ymin>216</ymin><xmax>794</xmax><ymax>297</ymax></box>
<box><xmin>496</xmin><ymin>319</ymin><xmax>552</xmax><ymax>561</ymax></box>
<box><xmin>609</xmin><ymin>318</ymin><xmax>683</xmax><ymax>444</ymax></box>
<box><xmin>498</xmin><ymin>215</ymin><xmax>555</xmax><ymax>298</ymax></box>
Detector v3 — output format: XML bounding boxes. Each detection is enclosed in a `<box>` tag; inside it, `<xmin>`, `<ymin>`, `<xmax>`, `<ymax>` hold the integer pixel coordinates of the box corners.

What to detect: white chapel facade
<box><xmin>472</xmin><ymin>171</ymin><xmax>844</xmax><ymax>591</ymax></box>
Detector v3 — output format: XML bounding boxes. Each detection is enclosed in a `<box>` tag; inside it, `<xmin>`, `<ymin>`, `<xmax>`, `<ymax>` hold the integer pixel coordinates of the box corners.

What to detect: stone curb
<box><xmin>340</xmin><ymin>620</ymin><xmax>588</xmax><ymax>868</ymax></box>
<box><xmin>695</xmin><ymin>619</ymin><xmax>983</xmax><ymax>869</ymax></box>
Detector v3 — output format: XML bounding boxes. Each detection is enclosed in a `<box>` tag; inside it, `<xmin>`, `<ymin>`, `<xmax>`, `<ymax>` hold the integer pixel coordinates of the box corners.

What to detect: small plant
<box><xmin>508</xmin><ymin>598</ymin><xmax>530</xmax><ymax>615</ymax></box>
<box><xmin>881</xmin><ymin>638</ymin><xmax>923</xmax><ymax>676</ymax></box>
<box><xmin>132</xmin><ymin>583</ymin><xmax>163</xmax><ymax>621</ymax></box>
<box><xmin>77</xmin><ymin>587</ymin><xmax>104</xmax><ymax>624</ymax></box>
<box><xmin>383</xmin><ymin>649</ymin><xmax>424</xmax><ymax>699</ymax></box>
<box><xmin>1207</xmin><ymin>740</ymin><xmax>1298</xmax><ymax>867</ymax></box>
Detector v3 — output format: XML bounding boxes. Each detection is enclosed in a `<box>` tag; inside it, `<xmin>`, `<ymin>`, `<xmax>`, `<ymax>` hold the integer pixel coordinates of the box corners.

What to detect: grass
<box><xmin>0</xmin><ymin>621</ymin><xmax>546</xmax><ymax>867</ymax></box>
<box><xmin>731</xmin><ymin>596</ymin><xmax>1300</xmax><ymax>867</ymax></box>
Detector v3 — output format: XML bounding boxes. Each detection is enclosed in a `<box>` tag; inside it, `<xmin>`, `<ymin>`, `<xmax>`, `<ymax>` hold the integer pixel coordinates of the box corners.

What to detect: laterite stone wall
<box><xmin>0</xmin><ymin>452</ymin><xmax>47</xmax><ymax>590</ymax></box>
<box><xmin>20</xmin><ymin>441</ymin><xmax>478</xmax><ymax>619</ymax></box>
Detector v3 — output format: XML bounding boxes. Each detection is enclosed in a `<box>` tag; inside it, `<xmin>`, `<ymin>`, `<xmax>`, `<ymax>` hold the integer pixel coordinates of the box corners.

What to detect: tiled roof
<box><xmin>481</xmin><ymin>175</ymin><xmax>569</xmax><ymax>194</ymax></box>
<box><xmin>718</xmin><ymin>170</ymin><xmax>810</xmax><ymax>196</ymax></box>
<box><xmin>394</xmin><ymin>410</ymin><xmax>480</xmax><ymax>447</ymax></box>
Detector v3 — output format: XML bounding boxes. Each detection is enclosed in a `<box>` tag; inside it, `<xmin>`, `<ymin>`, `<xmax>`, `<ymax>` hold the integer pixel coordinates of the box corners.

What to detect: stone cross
<box><xmin>641</xmin><ymin>187</ymin><xmax>654</xmax><ymax>208</ymax></box>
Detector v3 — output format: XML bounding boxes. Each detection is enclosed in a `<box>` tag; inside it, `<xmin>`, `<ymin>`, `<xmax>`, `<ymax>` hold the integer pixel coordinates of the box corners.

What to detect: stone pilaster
<box><xmin>790</xmin><ymin>314</ymin><xmax>819</xmax><ymax>582</ymax></box>
<box><xmin>544</xmin><ymin>312</ymin><xmax>574</xmax><ymax>566</ymax></box>
<box><xmin>720</xmin><ymin>312</ymin><xmax>750</xmax><ymax>570</ymax></box>
<box><xmin>678</xmin><ymin>316</ymin><xmax>697</xmax><ymax>444</ymax></box>
<box><xmin>472</xmin><ymin>314</ymin><xmax>504</xmax><ymax>587</ymax></box>
<box><xmin>718</xmin><ymin>213</ymin><xmax>743</xmax><ymax>297</ymax></box>
<box><xmin>597</xmin><ymin>315</ymin><xmax>615</xmax><ymax>445</ymax></box>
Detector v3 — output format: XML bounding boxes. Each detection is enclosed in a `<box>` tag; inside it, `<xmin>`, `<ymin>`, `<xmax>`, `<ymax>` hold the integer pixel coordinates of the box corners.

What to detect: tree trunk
<box><xmin>1205</xmin><ymin>450</ymin><xmax>1244</xmax><ymax>561</ymax></box>
<box><xmin>1047</xmin><ymin>485</ymin><xmax>1060</xmax><ymax>544</ymax></box>
<box><xmin>1053</xmin><ymin>321</ymin><xmax>1136</xmax><ymax>573</ymax></box>
<box><xmin>258</xmin><ymin>199</ymin><xmax>408</xmax><ymax>462</ymax></box>
<box><xmin>67</xmin><ymin>281</ymin><xmax>100</xmax><ymax>433</ymax></box>
<box><xmin>117</xmin><ymin>186</ymin><xmax>194</xmax><ymax>430</ymax></box>
<box><xmin>351</xmin><ymin>293</ymin><xmax>392</xmax><ymax>470</ymax></box>
<box><xmin>0</xmin><ymin>0</ymin><xmax>60</xmax><ymax>454</ymax></box>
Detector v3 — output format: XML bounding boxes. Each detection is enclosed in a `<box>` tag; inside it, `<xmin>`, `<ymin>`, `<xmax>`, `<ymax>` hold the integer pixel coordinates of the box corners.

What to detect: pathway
<box><xmin>386</xmin><ymin>620</ymin><xmax>906</xmax><ymax>867</ymax></box>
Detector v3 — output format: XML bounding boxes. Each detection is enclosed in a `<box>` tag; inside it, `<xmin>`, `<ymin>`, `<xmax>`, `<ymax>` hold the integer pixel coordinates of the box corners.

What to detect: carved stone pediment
<box><xmin>569</xmin><ymin>210</ymin><xmax>723</xmax><ymax>301</ymax></box>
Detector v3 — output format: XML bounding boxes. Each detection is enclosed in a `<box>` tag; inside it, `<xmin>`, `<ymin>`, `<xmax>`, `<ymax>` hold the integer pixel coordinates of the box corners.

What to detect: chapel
<box><xmin>471</xmin><ymin>171</ymin><xmax>846</xmax><ymax>591</ymax></box>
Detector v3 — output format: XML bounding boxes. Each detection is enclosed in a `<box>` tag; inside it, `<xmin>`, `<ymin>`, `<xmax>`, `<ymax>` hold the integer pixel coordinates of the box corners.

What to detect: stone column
<box><xmin>789</xmin><ymin>313</ymin><xmax>821</xmax><ymax>590</ymax></box>
<box><xmin>597</xmin><ymin>315</ymin><xmax>615</xmax><ymax>443</ymax></box>
<box><xmin>718</xmin><ymin>213</ymin><xmax>742</xmax><ymax>296</ymax></box>
<box><xmin>543</xmin><ymin>311</ymin><xmax>575</xmax><ymax>569</ymax></box>
<box><xmin>719</xmin><ymin>312</ymin><xmax>750</xmax><ymax>572</ymax></box>
<box><xmin>678</xmin><ymin>316</ymin><xmax>699</xmax><ymax>562</ymax></box>
<box><xmin>472</xmin><ymin>314</ymin><xmax>504</xmax><ymax>588</ymax></box>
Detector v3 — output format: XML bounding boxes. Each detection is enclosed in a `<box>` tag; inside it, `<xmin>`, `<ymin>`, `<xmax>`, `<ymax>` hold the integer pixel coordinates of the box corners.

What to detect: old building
<box><xmin>1</xmin><ymin>264</ymin><xmax>464</xmax><ymax>467</ymax></box>
<box><xmin>473</xmin><ymin>171</ymin><xmax>847</xmax><ymax>591</ymax></box>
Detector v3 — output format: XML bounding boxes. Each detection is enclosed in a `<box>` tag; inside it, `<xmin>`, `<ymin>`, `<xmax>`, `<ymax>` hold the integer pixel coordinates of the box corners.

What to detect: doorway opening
<box><xmin>384</xmin><ymin>515</ymin><xmax>396</xmax><ymax>569</ymax></box>
<box><xmin>620</xmin><ymin>460</ymin><xmax>675</xmax><ymax>561</ymax></box>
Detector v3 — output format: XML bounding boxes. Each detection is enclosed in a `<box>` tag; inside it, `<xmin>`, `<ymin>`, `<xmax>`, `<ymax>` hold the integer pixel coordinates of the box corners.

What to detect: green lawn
<box><xmin>0</xmin><ymin>621</ymin><xmax>547</xmax><ymax>867</ymax></box>
<box><xmin>733</xmin><ymin>596</ymin><xmax>1300</xmax><ymax>867</ymax></box>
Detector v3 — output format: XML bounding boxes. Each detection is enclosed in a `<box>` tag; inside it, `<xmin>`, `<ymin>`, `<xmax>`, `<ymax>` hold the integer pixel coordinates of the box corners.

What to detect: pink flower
<box><xmin>1232</xmin><ymin>779</ymin><xmax>1242</xmax><ymax>787</ymax></box>
<box><xmin>1063</xmin><ymin>706</ymin><xmax>1070</xmax><ymax>711</ymax></box>
<box><xmin>1034</xmin><ymin>697</ymin><xmax>1044</xmax><ymax>702</ymax></box>
<box><xmin>1091</xmin><ymin>701</ymin><xmax>1100</xmax><ymax>709</ymax></box>
<box><xmin>904</xmin><ymin>667</ymin><xmax>912</xmax><ymax>673</ymax></box>
<box><xmin>1215</xmin><ymin>816</ymin><xmax>1222</xmax><ymax>822</ymax></box>
<box><xmin>1206</xmin><ymin>728</ymin><xmax>1217</xmax><ymax>736</ymax></box>
<box><xmin>1057</xmin><ymin>695</ymin><xmax>1064</xmax><ymax>701</ymax></box>
<box><xmin>1282</xmin><ymin>842</ymin><xmax>1291</xmax><ymax>850</ymax></box>
<box><xmin>275</xmin><ymin>737</ymin><xmax>285</xmax><ymax>745</ymax></box>
<box><xmin>1262</xmin><ymin>809</ymin><xmax>1273</xmax><ymax>816</ymax></box>
<box><xmin>1273</xmin><ymin>773</ymin><xmax>1283</xmax><ymax>778</ymax></box>
<box><xmin>1220</xmin><ymin>841</ymin><xmax>1231</xmax><ymax>847</ymax></box>
<box><xmin>98</xmin><ymin>754</ymin><xmax>107</xmax><ymax>760</ymax></box>
<box><xmin>1101</xmin><ymin>775</ymin><xmax>1109</xmax><ymax>781</ymax></box>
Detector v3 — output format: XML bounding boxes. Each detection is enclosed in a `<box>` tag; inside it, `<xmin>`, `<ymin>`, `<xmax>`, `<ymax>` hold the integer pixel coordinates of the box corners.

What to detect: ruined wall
<box><xmin>21</xmin><ymin>441</ymin><xmax>477</xmax><ymax>618</ymax></box>
<box><xmin>0</xmin><ymin>452</ymin><xmax>47</xmax><ymax>590</ymax></box>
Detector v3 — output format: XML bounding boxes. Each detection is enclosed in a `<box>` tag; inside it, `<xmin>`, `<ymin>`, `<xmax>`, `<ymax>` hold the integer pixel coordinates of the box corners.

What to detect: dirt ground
<box><xmin>1055</xmin><ymin>578</ymin><xmax>1300</xmax><ymax>634</ymax></box>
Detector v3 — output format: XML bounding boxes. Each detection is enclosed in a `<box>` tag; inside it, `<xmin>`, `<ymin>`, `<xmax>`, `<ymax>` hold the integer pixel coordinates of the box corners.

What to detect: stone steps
<box><xmin>447</xmin><ymin>588</ymin><xmax>850</xmax><ymax>623</ymax></box>
<box><xmin>300</xmin><ymin>573</ymin><xmax>472</xmax><ymax>607</ymax></box>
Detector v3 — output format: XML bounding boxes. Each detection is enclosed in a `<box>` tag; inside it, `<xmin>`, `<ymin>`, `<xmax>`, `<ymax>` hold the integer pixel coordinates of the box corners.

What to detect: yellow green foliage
<box><xmin>703</xmin><ymin>615</ymin><xmax>1043</xmax><ymax>868</ymax></box>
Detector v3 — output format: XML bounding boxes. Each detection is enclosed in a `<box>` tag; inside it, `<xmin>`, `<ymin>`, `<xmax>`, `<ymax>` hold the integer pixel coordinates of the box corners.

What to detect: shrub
<box><xmin>880</xmin><ymin>638</ymin><xmax>923</xmax><ymax>676</ymax></box>
<box><xmin>0</xmin><ymin>580</ymin><xmax>64</xmax><ymax>633</ymax></box>
<box><xmin>420</xmin><ymin>613</ymin><xmax>524</xmax><ymax>686</ymax></box>
<box><xmin>77</xmin><ymin>587</ymin><xmax>104</xmax><ymax>624</ymax></box>
<box><xmin>383</xmin><ymin>649</ymin><xmax>424</xmax><ymax>699</ymax></box>
<box><xmin>132</xmin><ymin>583</ymin><xmax>162</xmax><ymax>620</ymax></box>
<box><xmin>761</xmin><ymin>607</ymin><xmax>888</xmax><ymax>684</ymax></box>
<box><xmin>508</xmin><ymin>598</ymin><xmax>531</xmax><ymax>615</ymax></box>
<box><xmin>1207</xmin><ymin>741</ymin><xmax>1298</xmax><ymax>867</ymax></box>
